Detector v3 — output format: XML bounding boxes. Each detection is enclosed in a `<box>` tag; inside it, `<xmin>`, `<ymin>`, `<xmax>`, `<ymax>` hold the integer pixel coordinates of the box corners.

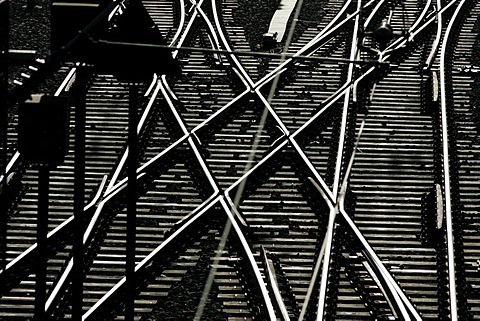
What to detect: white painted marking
<box><xmin>267</xmin><ymin>0</ymin><xmax>298</xmax><ymax>42</ymax></box>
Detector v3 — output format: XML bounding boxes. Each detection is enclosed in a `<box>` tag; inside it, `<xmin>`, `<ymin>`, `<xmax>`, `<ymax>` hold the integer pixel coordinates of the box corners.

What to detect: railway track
<box><xmin>2</xmin><ymin>0</ymin><xmax>480</xmax><ymax>320</ymax></box>
<box><xmin>448</xmin><ymin>0</ymin><xmax>480</xmax><ymax>319</ymax></box>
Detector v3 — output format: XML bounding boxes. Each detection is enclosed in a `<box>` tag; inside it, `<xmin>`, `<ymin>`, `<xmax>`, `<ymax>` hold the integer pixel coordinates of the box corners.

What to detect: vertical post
<box><xmin>125</xmin><ymin>82</ymin><xmax>138</xmax><ymax>321</ymax></box>
<box><xmin>72</xmin><ymin>65</ymin><xmax>87</xmax><ymax>321</ymax></box>
<box><xmin>35</xmin><ymin>166</ymin><xmax>49</xmax><ymax>320</ymax></box>
<box><xmin>0</xmin><ymin>0</ymin><xmax>9</xmax><ymax>271</ymax></box>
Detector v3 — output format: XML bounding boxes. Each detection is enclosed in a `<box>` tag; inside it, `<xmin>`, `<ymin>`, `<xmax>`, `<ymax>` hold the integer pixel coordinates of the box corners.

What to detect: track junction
<box><xmin>1</xmin><ymin>0</ymin><xmax>480</xmax><ymax>320</ymax></box>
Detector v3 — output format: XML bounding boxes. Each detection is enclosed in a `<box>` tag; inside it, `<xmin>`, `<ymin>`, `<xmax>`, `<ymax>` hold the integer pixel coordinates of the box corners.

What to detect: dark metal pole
<box><xmin>0</xmin><ymin>0</ymin><xmax>9</xmax><ymax>271</ymax></box>
<box><xmin>125</xmin><ymin>82</ymin><xmax>138</xmax><ymax>321</ymax></box>
<box><xmin>72</xmin><ymin>65</ymin><xmax>87</xmax><ymax>321</ymax></box>
<box><xmin>34</xmin><ymin>165</ymin><xmax>49</xmax><ymax>320</ymax></box>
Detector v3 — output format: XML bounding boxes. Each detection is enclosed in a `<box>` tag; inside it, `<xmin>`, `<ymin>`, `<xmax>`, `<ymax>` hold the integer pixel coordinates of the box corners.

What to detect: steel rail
<box><xmin>135</xmin><ymin>92</ymin><xmax>250</xmax><ymax>181</ymax></box>
<box><xmin>209</xmin><ymin>0</ymin><xmax>254</xmax><ymax>88</ymax></box>
<box><xmin>313</xmin><ymin>0</ymin><xmax>416</xmax><ymax>318</ymax></box>
<box><xmin>411</xmin><ymin>0</ymin><xmax>432</xmax><ymax>31</ymax></box>
<box><xmin>384</xmin><ymin>0</ymin><xmax>459</xmax><ymax>52</ymax></box>
<box><xmin>304</xmin><ymin>178</ymin><xmax>335</xmax><ymax>321</ymax></box>
<box><xmin>439</xmin><ymin>1</ymin><xmax>467</xmax><ymax>319</ymax></box>
<box><xmin>6</xmin><ymin>0</ymin><xmax>454</xmax><ymax>316</ymax></box>
<box><xmin>43</xmin><ymin>135</ymin><xmax>189</xmax><ymax>292</ymax></box>
<box><xmin>317</xmin><ymin>1</ymin><xmax>453</xmax><ymax>318</ymax></box>
<box><xmin>363</xmin><ymin>0</ymin><xmax>387</xmax><ymax>31</ymax></box>
<box><xmin>212</xmin><ymin>7</ymin><xmax>341</xmax><ymax>206</ymax></box>
<box><xmin>194</xmin><ymin>1</ymin><xmax>259</xmax><ymax>92</ymax></box>
<box><xmin>0</xmin><ymin>46</ymin><xmax>103</xmax><ymax>284</ymax></box>
<box><xmin>259</xmin><ymin>0</ymin><xmax>445</xmax><ymax>93</ymax></box>
<box><xmin>256</xmin><ymin>1</ymin><xmax>357</xmax><ymax>90</ymax></box>
<box><xmin>80</xmin><ymin>0</ymin><xmax>448</xmax><ymax>316</ymax></box>
<box><xmin>144</xmin><ymin>73</ymin><xmax>158</xmax><ymax>97</ymax></box>
<box><xmin>301</xmin><ymin>0</ymin><xmax>449</xmax><ymax>317</ymax></box>
<box><xmin>352</xmin><ymin>0</ymin><xmax>459</xmax><ymax>100</ymax></box>
<box><xmin>82</xmin><ymin>75</ymin><xmax>225</xmax><ymax>313</ymax></box>
<box><xmin>228</xmin><ymin>58</ymin><xmax>340</xmax><ymax>319</ymax></box>
<box><xmin>169</xmin><ymin>0</ymin><xmax>186</xmax><ymax>47</ymax></box>
<box><xmin>107</xmin><ymin>15</ymin><xmax>189</xmax><ymax>192</ymax></box>
<box><xmin>0</xmin><ymin>151</ymin><xmax>19</xmax><ymax>184</ymax></box>
<box><xmin>316</xmin><ymin>1</ymin><xmax>363</xmax><ymax>319</ymax></box>
<box><xmin>194</xmin><ymin>2</ymin><xmax>296</xmax><ymax>318</ymax></box>
<box><xmin>54</xmin><ymin>66</ymin><xmax>78</xmax><ymax>96</ymax></box>
<box><xmin>337</xmin><ymin>204</ymin><xmax>415</xmax><ymax>319</ymax></box>
<box><xmin>44</xmin><ymin>173</ymin><xmax>144</xmax><ymax>315</ymax></box>
<box><xmin>210</xmin><ymin>0</ymin><xmax>293</xmax><ymax>142</ymax></box>
<box><xmin>44</xmin><ymin>74</ymin><xmax>181</xmax><ymax>316</ymax></box>
<box><xmin>182</xmin><ymin>2</ymin><xmax>360</xmax><ymax>161</ymax></box>
<box><xmin>8</xmin><ymin>0</ymin><xmax>441</xmax><ymax>284</ymax></box>
<box><xmin>205</xmin><ymin>33</ymin><xmax>222</xmax><ymax>64</ymax></box>
<box><xmin>44</xmin><ymin>175</ymin><xmax>108</xmax><ymax>314</ymax></box>
<box><xmin>106</xmin><ymin>0</ymin><xmax>194</xmax><ymax>192</ymax></box>
<box><xmin>81</xmin><ymin>178</ymin><xmax>276</xmax><ymax>321</ymax></box>
<box><xmin>288</xmin><ymin>139</ymin><xmax>335</xmax><ymax>202</ymax></box>
<box><xmin>211</xmin><ymin>0</ymin><xmax>336</xmax><ymax>203</ymax></box>
<box><xmin>225</xmin><ymin>17</ymin><xmax>436</xmax><ymax>210</ymax></box>
<box><xmin>0</xmin><ymin>174</ymin><xmax>107</xmax><ymax>280</ymax></box>
<box><xmin>105</xmin><ymin>80</ymin><xmax>163</xmax><ymax>192</ymax></box>
<box><xmin>82</xmin><ymin>194</ymin><xmax>221</xmax><ymax>320</ymax></box>
<box><xmin>1</xmin><ymin>0</ymin><xmax>162</xmax><ymax>280</ymax></box>
<box><xmin>303</xmin><ymin>0</ymin><xmax>354</xmax><ymax>53</ymax></box>
<box><xmin>45</xmin><ymin>116</ymin><xmax>197</xmax><ymax>311</ymax></box>
<box><xmin>219</xmin><ymin>196</ymin><xmax>278</xmax><ymax>320</ymax></box>
<box><xmin>2</xmin><ymin>0</ymin><xmax>232</xmax><ymax>313</ymax></box>
<box><xmin>244</xmin><ymin>1</ymin><xmax>363</xmax><ymax>203</ymax></box>
<box><xmin>81</xmin><ymin>60</ymin><xmax>277</xmax><ymax>318</ymax></box>
<box><xmin>226</xmin><ymin>46</ymin><xmax>430</xmax><ymax>316</ymax></box>
<box><xmin>80</xmin><ymin>0</ymin><xmax>460</xmax><ymax>318</ymax></box>
<box><xmin>172</xmin><ymin>0</ymin><xmax>204</xmax><ymax>59</ymax></box>
<box><xmin>196</xmin><ymin>5</ymin><xmax>222</xmax><ymax>51</ymax></box>
<box><xmin>335</xmin><ymin>116</ymin><xmax>418</xmax><ymax>320</ymax></box>
<box><xmin>338</xmin><ymin>207</ymin><xmax>423</xmax><ymax>319</ymax></box>
<box><xmin>317</xmin><ymin>2</ymin><xmax>463</xmax><ymax>319</ymax></box>
<box><xmin>223</xmin><ymin>138</ymin><xmax>288</xmax><ymax>198</ymax></box>
<box><xmin>292</xmin><ymin>9</ymin><xmax>406</xmax><ymax>312</ymax></box>
<box><xmin>222</xmin><ymin>74</ymin><xmax>417</xmax><ymax>319</ymax></box>
<box><xmin>159</xmin><ymin>74</ymin><xmax>219</xmax><ymax>194</ymax></box>
<box><xmin>6</xmin><ymin>185</ymin><xmax>101</xmax><ymax>296</ymax></box>
<box><xmin>424</xmin><ymin>0</ymin><xmax>443</xmax><ymax>70</ymax></box>
<box><xmin>261</xmin><ymin>247</ymin><xmax>291</xmax><ymax>321</ymax></box>
<box><xmin>82</xmin><ymin>193</ymin><xmax>278</xmax><ymax>320</ymax></box>
<box><xmin>236</xmin><ymin>2</ymin><xmax>350</xmax><ymax>202</ymax></box>
<box><xmin>332</xmin><ymin>0</ymin><xmax>362</xmax><ymax>200</ymax></box>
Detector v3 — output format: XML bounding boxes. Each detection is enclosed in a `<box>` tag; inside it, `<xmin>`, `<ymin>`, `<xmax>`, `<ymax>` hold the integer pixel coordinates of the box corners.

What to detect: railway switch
<box><xmin>18</xmin><ymin>94</ymin><xmax>70</xmax><ymax>164</ymax></box>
